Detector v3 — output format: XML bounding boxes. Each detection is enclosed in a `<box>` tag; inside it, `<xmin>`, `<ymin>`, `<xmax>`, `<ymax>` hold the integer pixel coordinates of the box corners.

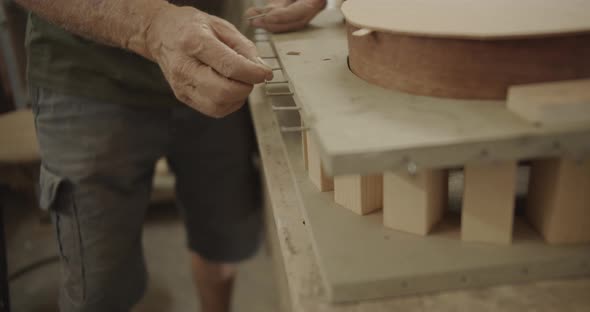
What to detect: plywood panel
<box><xmin>527</xmin><ymin>158</ymin><xmax>590</xmax><ymax>244</ymax></box>
<box><xmin>341</xmin><ymin>0</ymin><xmax>590</xmax><ymax>39</ymax></box>
<box><xmin>507</xmin><ymin>79</ymin><xmax>590</xmax><ymax>126</ymax></box>
<box><xmin>383</xmin><ymin>170</ymin><xmax>447</xmax><ymax>235</ymax></box>
<box><xmin>334</xmin><ymin>174</ymin><xmax>383</xmax><ymax>215</ymax></box>
<box><xmin>462</xmin><ymin>162</ymin><xmax>518</xmax><ymax>244</ymax></box>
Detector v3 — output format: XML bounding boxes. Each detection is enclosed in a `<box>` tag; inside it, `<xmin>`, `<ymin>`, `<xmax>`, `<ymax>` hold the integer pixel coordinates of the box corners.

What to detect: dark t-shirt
<box><xmin>26</xmin><ymin>0</ymin><xmax>248</xmax><ymax>107</ymax></box>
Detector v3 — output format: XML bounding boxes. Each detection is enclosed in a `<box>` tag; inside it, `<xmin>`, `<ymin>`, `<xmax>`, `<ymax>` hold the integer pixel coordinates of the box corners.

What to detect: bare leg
<box><xmin>192</xmin><ymin>252</ymin><xmax>237</xmax><ymax>312</ymax></box>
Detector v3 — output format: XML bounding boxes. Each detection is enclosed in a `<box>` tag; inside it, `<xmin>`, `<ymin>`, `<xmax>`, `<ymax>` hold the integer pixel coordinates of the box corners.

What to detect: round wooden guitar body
<box><xmin>347</xmin><ymin>25</ymin><xmax>590</xmax><ymax>99</ymax></box>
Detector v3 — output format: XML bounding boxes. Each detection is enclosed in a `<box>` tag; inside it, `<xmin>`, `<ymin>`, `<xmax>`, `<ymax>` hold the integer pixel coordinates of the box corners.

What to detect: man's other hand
<box><xmin>147</xmin><ymin>6</ymin><xmax>273</xmax><ymax>118</ymax></box>
<box><xmin>245</xmin><ymin>0</ymin><xmax>327</xmax><ymax>33</ymax></box>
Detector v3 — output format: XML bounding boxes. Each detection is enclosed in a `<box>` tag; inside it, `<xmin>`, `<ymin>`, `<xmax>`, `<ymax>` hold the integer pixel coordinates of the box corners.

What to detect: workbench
<box><xmin>249</xmin><ymin>8</ymin><xmax>590</xmax><ymax>312</ymax></box>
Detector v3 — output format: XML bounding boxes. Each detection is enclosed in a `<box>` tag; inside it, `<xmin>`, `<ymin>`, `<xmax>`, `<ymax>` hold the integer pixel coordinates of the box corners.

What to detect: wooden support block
<box><xmin>334</xmin><ymin>174</ymin><xmax>383</xmax><ymax>215</ymax></box>
<box><xmin>527</xmin><ymin>158</ymin><xmax>590</xmax><ymax>244</ymax></box>
<box><xmin>306</xmin><ymin>132</ymin><xmax>333</xmax><ymax>192</ymax></box>
<box><xmin>507</xmin><ymin>79</ymin><xmax>590</xmax><ymax>126</ymax></box>
<box><xmin>461</xmin><ymin>161</ymin><xmax>518</xmax><ymax>244</ymax></box>
<box><xmin>383</xmin><ymin>170</ymin><xmax>448</xmax><ymax>235</ymax></box>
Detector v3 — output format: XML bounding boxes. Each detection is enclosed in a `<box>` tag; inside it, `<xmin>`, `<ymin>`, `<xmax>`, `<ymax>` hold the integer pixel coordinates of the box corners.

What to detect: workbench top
<box><xmin>249</xmin><ymin>10</ymin><xmax>590</xmax><ymax>311</ymax></box>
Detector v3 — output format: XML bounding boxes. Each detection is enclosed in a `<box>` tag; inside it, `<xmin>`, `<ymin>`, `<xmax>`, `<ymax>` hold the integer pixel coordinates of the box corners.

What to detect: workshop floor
<box><xmin>4</xmin><ymin>191</ymin><xmax>279</xmax><ymax>312</ymax></box>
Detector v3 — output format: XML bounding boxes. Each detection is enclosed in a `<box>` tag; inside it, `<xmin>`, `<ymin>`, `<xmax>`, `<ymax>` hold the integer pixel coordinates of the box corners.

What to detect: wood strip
<box><xmin>334</xmin><ymin>174</ymin><xmax>383</xmax><ymax>215</ymax></box>
<box><xmin>507</xmin><ymin>79</ymin><xmax>590</xmax><ymax>126</ymax></box>
<box><xmin>306</xmin><ymin>132</ymin><xmax>333</xmax><ymax>192</ymax></box>
<box><xmin>461</xmin><ymin>162</ymin><xmax>518</xmax><ymax>244</ymax></box>
<box><xmin>383</xmin><ymin>170</ymin><xmax>448</xmax><ymax>235</ymax></box>
<box><xmin>527</xmin><ymin>158</ymin><xmax>590</xmax><ymax>244</ymax></box>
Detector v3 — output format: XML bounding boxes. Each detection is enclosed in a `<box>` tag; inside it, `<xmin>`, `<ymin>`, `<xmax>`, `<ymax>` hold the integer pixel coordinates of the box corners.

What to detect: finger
<box><xmin>212</xmin><ymin>18</ymin><xmax>260</xmax><ymax>61</ymax></box>
<box><xmin>185</xmin><ymin>66</ymin><xmax>253</xmax><ymax>116</ymax></box>
<box><xmin>263</xmin><ymin>1</ymin><xmax>315</xmax><ymax>24</ymax></box>
<box><xmin>184</xmin><ymin>32</ymin><xmax>272</xmax><ymax>84</ymax></box>
<box><xmin>244</xmin><ymin>5</ymin><xmax>274</xmax><ymax>19</ymax></box>
<box><xmin>245</xmin><ymin>7</ymin><xmax>263</xmax><ymax>19</ymax></box>
<box><xmin>206</xmin><ymin>18</ymin><xmax>274</xmax><ymax>80</ymax></box>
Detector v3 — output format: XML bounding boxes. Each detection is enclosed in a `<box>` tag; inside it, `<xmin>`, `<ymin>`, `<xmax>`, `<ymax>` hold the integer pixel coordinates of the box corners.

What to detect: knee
<box><xmin>191</xmin><ymin>252</ymin><xmax>237</xmax><ymax>283</ymax></box>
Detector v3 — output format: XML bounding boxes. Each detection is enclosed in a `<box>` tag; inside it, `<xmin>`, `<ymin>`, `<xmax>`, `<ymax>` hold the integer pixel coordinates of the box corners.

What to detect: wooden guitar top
<box><xmin>341</xmin><ymin>0</ymin><xmax>590</xmax><ymax>39</ymax></box>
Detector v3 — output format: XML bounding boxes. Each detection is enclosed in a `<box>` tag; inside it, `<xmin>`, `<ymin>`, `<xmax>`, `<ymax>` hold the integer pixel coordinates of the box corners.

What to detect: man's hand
<box><xmin>147</xmin><ymin>6</ymin><xmax>273</xmax><ymax>118</ymax></box>
<box><xmin>16</xmin><ymin>0</ymin><xmax>273</xmax><ymax>118</ymax></box>
<box><xmin>245</xmin><ymin>0</ymin><xmax>327</xmax><ymax>33</ymax></box>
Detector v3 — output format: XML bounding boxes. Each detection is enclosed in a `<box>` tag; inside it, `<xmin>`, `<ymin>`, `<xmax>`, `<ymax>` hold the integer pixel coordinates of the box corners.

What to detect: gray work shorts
<box><xmin>30</xmin><ymin>87</ymin><xmax>262</xmax><ymax>312</ymax></box>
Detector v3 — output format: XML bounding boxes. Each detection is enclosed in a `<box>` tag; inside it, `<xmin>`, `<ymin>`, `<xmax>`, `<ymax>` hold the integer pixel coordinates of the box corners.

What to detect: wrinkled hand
<box><xmin>146</xmin><ymin>6</ymin><xmax>273</xmax><ymax>118</ymax></box>
<box><xmin>245</xmin><ymin>0</ymin><xmax>327</xmax><ymax>33</ymax></box>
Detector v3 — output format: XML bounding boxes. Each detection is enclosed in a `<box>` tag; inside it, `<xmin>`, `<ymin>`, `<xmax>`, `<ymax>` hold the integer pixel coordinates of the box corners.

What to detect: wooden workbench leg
<box><xmin>334</xmin><ymin>174</ymin><xmax>383</xmax><ymax>215</ymax></box>
<box><xmin>526</xmin><ymin>158</ymin><xmax>590</xmax><ymax>244</ymax></box>
<box><xmin>461</xmin><ymin>161</ymin><xmax>517</xmax><ymax>244</ymax></box>
<box><xmin>383</xmin><ymin>170</ymin><xmax>448</xmax><ymax>235</ymax></box>
<box><xmin>306</xmin><ymin>132</ymin><xmax>333</xmax><ymax>192</ymax></box>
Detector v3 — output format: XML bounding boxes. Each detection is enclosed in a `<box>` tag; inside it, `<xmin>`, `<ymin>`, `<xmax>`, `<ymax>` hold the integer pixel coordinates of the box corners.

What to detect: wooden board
<box><xmin>507</xmin><ymin>79</ymin><xmax>590</xmax><ymax>126</ymax></box>
<box><xmin>341</xmin><ymin>0</ymin><xmax>590</xmax><ymax>39</ymax></box>
<box><xmin>270</xmin><ymin>10</ymin><xmax>590</xmax><ymax>176</ymax></box>
<box><xmin>527</xmin><ymin>158</ymin><xmax>590</xmax><ymax>244</ymax></box>
<box><xmin>462</xmin><ymin>162</ymin><xmax>517</xmax><ymax>244</ymax></box>
<box><xmin>383</xmin><ymin>170</ymin><xmax>447</xmax><ymax>235</ymax></box>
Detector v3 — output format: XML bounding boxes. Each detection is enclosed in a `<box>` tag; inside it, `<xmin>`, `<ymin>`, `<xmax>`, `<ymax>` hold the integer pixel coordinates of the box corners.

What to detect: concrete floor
<box><xmin>4</xmin><ymin>191</ymin><xmax>279</xmax><ymax>312</ymax></box>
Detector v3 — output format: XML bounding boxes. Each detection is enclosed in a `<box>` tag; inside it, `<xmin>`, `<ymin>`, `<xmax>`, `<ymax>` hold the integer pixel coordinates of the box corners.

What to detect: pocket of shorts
<box><xmin>39</xmin><ymin>164</ymin><xmax>63</xmax><ymax>211</ymax></box>
<box><xmin>28</xmin><ymin>87</ymin><xmax>40</xmax><ymax>116</ymax></box>
<box><xmin>39</xmin><ymin>165</ymin><xmax>87</xmax><ymax>302</ymax></box>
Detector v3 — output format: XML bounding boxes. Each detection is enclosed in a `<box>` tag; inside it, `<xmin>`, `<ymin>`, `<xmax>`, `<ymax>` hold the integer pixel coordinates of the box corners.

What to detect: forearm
<box><xmin>16</xmin><ymin>0</ymin><xmax>172</xmax><ymax>60</ymax></box>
